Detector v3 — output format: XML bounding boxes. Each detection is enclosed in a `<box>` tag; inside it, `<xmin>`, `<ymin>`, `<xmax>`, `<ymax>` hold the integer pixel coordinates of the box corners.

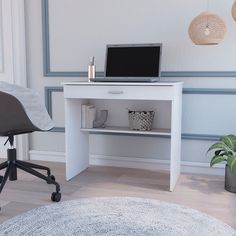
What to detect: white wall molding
<box><xmin>90</xmin><ymin>155</ymin><xmax>225</xmax><ymax>176</ymax></box>
<box><xmin>29</xmin><ymin>150</ymin><xmax>66</xmax><ymax>163</ymax></box>
<box><xmin>11</xmin><ymin>0</ymin><xmax>28</xmax><ymax>160</ymax></box>
<box><xmin>0</xmin><ymin>0</ymin><xmax>4</xmax><ymax>73</ymax></box>
<box><xmin>0</xmin><ymin>0</ymin><xmax>28</xmax><ymax>160</ymax></box>
<box><xmin>1</xmin><ymin>0</ymin><xmax>14</xmax><ymax>81</ymax></box>
<box><xmin>0</xmin><ymin>0</ymin><xmax>26</xmax><ymax>83</ymax></box>
<box><xmin>11</xmin><ymin>0</ymin><xmax>27</xmax><ymax>87</ymax></box>
<box><xmin>29</xmin><ymin>150</ymin><xmax>225</xmax><ymax>176</ymax></box>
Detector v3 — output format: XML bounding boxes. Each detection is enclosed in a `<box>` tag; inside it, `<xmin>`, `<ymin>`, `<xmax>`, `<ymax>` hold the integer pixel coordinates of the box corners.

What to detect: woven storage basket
<box><xmin>188</xmin><ymin>11</ymin><xmax>226</xmax><ymax>45</ymax></box>
<box><xmin>232</xmin><ymin>0</ymin><xmax>236</xmax><ymax>21</ymax></box>
<box><xmin>128</xmin><ymin>110</ymin><xmax>155</xmax><ymax>131</ymax></box>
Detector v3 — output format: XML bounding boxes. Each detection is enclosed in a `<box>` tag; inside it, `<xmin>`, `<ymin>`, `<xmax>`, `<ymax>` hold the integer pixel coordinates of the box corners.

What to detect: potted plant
<box><xmin>207</xmin><ymin>134</ymin><xmax>236</xmax><ymax>193</ymax></box>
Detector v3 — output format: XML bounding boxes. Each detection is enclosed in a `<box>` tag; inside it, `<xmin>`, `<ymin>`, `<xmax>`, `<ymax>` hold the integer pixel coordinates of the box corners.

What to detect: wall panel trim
<box><xmin>45</xmin><ymin>86</ymin><xmax>236</xmax><ymax>141</ymax></box>
<box><xmin>41</xmin><ymin>0</ymin><xmax>236</xmax><ymax>78</ymax></box>
<box><xmin>183</xmin><ymin>88</ymin><xmax>236</xmax><ymax>95</ymax></box>
<box><xmin>45</xmin><ymin>86</ymin><xmax>64</xmax><ymax>132</ymax></box>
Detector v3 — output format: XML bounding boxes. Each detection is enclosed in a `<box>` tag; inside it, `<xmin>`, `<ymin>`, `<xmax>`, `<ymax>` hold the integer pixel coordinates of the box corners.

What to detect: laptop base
<box><xmin>90</xmin><ymin>77</ymin><xmax>159</xmax><ymax>83</ymax></box>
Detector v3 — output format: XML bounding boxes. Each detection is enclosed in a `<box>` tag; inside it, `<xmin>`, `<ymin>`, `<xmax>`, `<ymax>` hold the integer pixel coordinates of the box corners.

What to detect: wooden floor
<box><xmin>0</xmin><ymin>160</ymin><xmax>235</xmax><ymax>229</ymax></box>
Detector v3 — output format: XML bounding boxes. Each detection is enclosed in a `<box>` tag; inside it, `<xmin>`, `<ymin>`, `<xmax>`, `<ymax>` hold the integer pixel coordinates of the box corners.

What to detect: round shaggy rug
<box><xmin>0</xmin><ymin>197</ymin><xmax>235</xmax><ymax>236</ymax></box>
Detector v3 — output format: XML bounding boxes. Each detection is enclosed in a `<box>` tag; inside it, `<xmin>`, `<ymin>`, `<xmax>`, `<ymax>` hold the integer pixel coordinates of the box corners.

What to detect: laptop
<box><xmin>91</xmin><ymin>43</ymin><xmax>162</xmax><ymax>82</ymax></box>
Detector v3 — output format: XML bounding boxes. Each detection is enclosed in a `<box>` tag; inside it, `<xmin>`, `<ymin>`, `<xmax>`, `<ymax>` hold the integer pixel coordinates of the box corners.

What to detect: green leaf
<box><xmin>221</xmin><ymin>135</ymin><xmax>236</xmax><ymax>152</ymax></box>
<box><xmin>207</xmin><ymin>142</ymin><xmax>233</xmax><ymax>154</ymax></box>
<box><xmin>210</xmin><ymin>155</ymin><xmax>226</xmax><ymax>167</ymax></box>
<box><xmin>221</xmin><ymin>152</ymin><xmax>235</xmax><ymax>160</ymax></box>
<box><xmin>227</xmin><ymin>156</ymin><xmax>236</xmax><ymax>172</ymax></box>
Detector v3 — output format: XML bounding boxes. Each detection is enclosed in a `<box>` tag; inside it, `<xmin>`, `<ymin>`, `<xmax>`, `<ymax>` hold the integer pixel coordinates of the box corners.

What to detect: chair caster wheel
<box><xmin>51</xmin><ymin>192</ymin><xmax>61</xmax><ymax>202</ymax></box>
<box><xmin>47</xmin><ymin>175</ymin><xmax>55</xmax><ymax>184</ymax></box>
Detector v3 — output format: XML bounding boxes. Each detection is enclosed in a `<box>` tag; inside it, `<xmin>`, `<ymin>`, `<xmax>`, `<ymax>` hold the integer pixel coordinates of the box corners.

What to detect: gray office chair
<box><xmin>0</xmin><ymin>82</ymin><xmax>61</xmax><ymax>206</ymax></box>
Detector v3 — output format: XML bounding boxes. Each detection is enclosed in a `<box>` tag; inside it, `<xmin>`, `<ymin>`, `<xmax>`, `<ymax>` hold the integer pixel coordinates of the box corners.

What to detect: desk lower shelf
<box><xmin>80</xmin><ymin>126</ymin><xmax>171</xmax><ymax>137</ymax></box>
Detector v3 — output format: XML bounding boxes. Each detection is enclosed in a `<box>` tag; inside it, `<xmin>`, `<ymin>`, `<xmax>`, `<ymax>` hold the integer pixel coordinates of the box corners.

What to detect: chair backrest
<box><xmin>0</xmin><ymin>82</ymin><xmax>54</xmax><ymax>136</ymax></box>
<box><xmin>0</xmin><ymin>91</ymin><xmax>39</xmax><ymax>136</ymax></box>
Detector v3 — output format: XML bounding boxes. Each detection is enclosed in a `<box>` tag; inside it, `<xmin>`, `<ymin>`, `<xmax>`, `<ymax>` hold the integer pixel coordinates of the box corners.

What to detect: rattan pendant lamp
<box><xmin>188</xmin><ymin>0</ymin><xmax>226</xmax><ymax>45</ymax></box>
<box><xmin>232</xmin><ymin>0</ymin><xmax>236</xmax><ymax>21</ymax></box>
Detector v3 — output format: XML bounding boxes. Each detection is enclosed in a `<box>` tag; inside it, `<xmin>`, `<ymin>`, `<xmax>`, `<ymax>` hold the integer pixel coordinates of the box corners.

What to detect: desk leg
<box><xmin>65</xmin><ymin>98</ymin><xmax>89</xmax><ymax>181</ymax></box>
<box><xmin>170</xmin><ymin>86</ymin><xmax>182</xmax><ymax>191</ymax></box>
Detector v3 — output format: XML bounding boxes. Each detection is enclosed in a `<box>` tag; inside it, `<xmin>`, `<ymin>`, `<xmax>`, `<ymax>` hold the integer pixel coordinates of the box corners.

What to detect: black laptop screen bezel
<box><xmin>104</xmin><ymin>43</ymin><xmax>162</xmax><ymax>79</ymax></box>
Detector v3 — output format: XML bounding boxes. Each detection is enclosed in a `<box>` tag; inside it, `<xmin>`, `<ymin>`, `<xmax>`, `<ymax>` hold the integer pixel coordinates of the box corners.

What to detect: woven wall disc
<box><xmin>232</xmin><ymin>0</ymin><xmax>236</xmax><ymax>21</ymax></box>
<box><xmin>188</xmin><ymin>11</ymin><xmax>227</xmax><ymax>45</ymax></box>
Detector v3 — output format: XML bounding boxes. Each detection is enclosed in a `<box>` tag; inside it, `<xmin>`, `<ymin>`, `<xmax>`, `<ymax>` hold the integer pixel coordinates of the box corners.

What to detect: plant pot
<box><xmin>225</xmin><ymin>165</ymin><xmax>236</xmax><ymax>193</ymax></box>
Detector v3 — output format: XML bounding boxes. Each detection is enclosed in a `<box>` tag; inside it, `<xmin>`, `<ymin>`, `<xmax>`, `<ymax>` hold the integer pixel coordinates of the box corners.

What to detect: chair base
<box><xmin>0</xmin><ymin>148</ymin><xmax>61</xmax><ymax>208</ymax></box>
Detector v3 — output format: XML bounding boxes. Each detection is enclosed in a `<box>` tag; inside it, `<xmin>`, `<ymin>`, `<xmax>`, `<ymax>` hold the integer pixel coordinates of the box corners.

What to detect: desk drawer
<box><xmin>64</xmin><ymin>85</ymin><xmax>175</xmax><ymax>100</ymax></box>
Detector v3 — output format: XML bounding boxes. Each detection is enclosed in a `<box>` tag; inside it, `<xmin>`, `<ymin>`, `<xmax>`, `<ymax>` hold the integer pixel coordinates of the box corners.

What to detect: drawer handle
<box><xmin>108</xmin><ymin>91</ymin><xmax>124</xmax><ymax>95</ymax></box>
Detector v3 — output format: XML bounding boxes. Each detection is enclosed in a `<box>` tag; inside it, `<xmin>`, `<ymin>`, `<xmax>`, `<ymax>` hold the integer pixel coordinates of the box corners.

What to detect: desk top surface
<box><xmin>63</xmin><ymin>81</ymin><xmax>183</xmax><ymax>86</ymax></box>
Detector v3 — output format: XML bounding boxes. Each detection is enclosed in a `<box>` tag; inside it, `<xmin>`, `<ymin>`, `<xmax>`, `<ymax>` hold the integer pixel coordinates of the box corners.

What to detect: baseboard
<box><xmin>29</xmin><ymin>150</ymin><xmax>65</xmax><ymax>163</ymax></box>
<box><xmin>90</xmin><ymin>154</ymin><xmax>225</xmax><ymax>176</ymax></box>
<box><xmin>29</xmin><ymin>150</ymin><xmax>225</xmax><ymax>176</ymax></box>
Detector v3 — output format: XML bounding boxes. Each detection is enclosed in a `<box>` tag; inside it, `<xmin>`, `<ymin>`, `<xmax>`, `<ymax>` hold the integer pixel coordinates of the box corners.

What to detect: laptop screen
<box><xmin>105</xmin><ymin>44</ymin><xmax>161</xmax><ymax>78</ymax></box>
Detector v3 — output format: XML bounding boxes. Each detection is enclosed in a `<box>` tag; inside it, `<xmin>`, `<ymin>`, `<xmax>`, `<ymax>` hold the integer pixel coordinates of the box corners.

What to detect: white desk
<box><xmin>63</xmin><ymin>81</ymin><xmax>183</xmax><ymax>191</ymax></box>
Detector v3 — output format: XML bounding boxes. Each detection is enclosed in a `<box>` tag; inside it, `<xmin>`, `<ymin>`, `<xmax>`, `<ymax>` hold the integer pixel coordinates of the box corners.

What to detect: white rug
<box><xmin>0</xmin><ymin>197</ymin><xmax>235</xmax><ymax>236</ymax></box>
